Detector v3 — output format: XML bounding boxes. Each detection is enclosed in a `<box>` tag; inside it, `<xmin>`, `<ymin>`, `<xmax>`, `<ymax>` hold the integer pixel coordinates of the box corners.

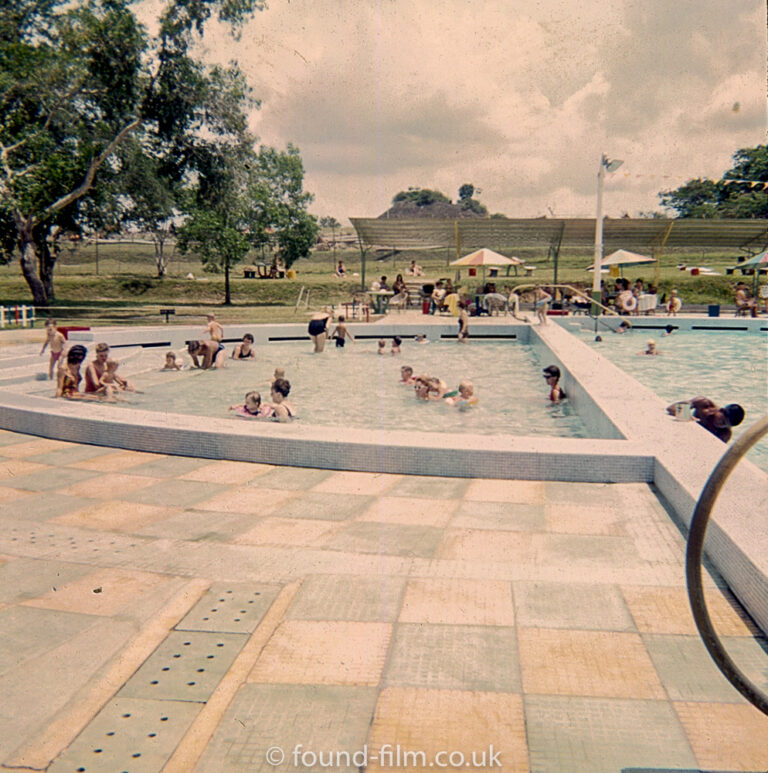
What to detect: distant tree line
<box><xmin>659</xmin><ymin>146</ymin><xmax>768</xmax><ymax>219</ymax></box>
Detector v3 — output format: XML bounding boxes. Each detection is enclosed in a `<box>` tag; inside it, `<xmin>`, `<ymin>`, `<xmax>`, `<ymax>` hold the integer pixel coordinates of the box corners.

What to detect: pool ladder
<box><xmin>686</xmin><ymin>414</ymin><xmax>768</xmax><ymax>715</ymax></box>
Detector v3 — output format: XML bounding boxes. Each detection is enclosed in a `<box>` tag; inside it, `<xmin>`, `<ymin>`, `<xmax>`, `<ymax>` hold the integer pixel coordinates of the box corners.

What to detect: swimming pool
<box><xmin>26</xmin><ymin>340</ymin><xmax>589</xmax><ymax>438</ymax></box>
<box><xmin>567</xmin><ymin>326</ymin><xmax>768</xmax><ymax>470</ymax></box>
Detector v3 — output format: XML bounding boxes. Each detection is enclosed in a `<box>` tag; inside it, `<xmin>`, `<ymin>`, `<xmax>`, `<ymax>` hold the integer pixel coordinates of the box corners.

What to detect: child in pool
<box><xmin>40</xmin><ymin>319</ymin><xmax>67</xmax><ymax>380</ymax></box>
<box><xmin>400</xmin><ymin>365</ymin><xmax>416</xmax><ymax>385</ymax></box>
<box><xmin>270</xmin><ymin>367</ymin><xmax>286</xmax><ymax>388</ymax></box>
<box><xmin>161</xmin><ymin>351</ymin><xmax>182</xmax><ymax>370</ymax></box>
<box><xmin>414</xmin><ymin>334</ymin><xmax>429</xmax><ymax>344</ymax></box>
<box><xmin>391</xmin><ymin>336</ymin><xmax>402</xmax><ymax>355</ymax></box>
<box><xmin>377</xmin><ymin>339</ymin><xmax>387</xmax><ymax>355</ymax></box>
<box><xmin>229</xmin><ymin>390</ymin><xmax>274</xmax><ymax>419</ymax></box>
<box><xmin>444</xmin><ymin>380</ymin><xmax>478</xmax><ymax>407</ymax></box>
<box><xmin>330</xmin><ymin>315</ymin><xmax>355</xmax><ymax>348</ymax></box>
<box><xmin>639</xmin><ymin>340</ymin><xmax>661</xmax><ymax>356</ymax></box>
<box><xmin>102</xmin><ymin>359</ymin><xmax>136</xmax><ymax>392</ymax></box>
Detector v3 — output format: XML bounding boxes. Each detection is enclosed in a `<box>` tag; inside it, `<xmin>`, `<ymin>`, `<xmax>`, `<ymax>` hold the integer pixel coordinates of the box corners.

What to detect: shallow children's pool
<box><xmin>32</xmin><ymin>340</ymin><xmax>590</xmax><ymax>438</ymax></box>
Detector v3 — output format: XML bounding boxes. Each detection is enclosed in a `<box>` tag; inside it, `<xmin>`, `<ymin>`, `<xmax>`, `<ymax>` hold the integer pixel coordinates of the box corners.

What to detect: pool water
<box><xmin>570</xmin><ymin>326</ymin><xmax>768</xmax><ymax>470</ymax></box>
<box><xmin>45</xmin><ymin>340</ymin><xmax>590</xmax><ymax>438</ymax></box>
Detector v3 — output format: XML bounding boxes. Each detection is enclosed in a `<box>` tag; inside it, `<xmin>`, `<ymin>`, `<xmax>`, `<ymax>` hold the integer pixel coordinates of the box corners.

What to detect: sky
<box><xmin>156</xmin><ymin>0</ymin><xmax>766</xmax><ymax>224</ymax></box>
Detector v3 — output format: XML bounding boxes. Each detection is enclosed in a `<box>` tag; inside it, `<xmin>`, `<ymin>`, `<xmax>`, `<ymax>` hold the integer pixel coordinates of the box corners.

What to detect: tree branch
<box><xmin>35</xmin><ymin>117</ymin><xmax>142</xmax><ymax>226</ymax></box>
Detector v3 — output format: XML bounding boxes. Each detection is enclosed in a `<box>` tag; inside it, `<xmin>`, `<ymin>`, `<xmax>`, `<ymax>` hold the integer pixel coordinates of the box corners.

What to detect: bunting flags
<box><xmin>722</xmin><ymin>178</ymin><xmax>768</xmax><ymax>189</ymax></box>
<box><xmin>615</xmin><ymin>174</ymin><xmax>768</xmax><ymax>189</ymax></box>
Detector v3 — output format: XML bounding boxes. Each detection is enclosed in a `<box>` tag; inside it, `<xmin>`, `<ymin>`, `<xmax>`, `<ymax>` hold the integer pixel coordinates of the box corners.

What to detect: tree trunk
<box><xmin>155</xmin><ymin>236</ymin><xmax>167</xmax><ymax>278</ymax></box>
<box><xmin>35</xmin><ymin>225</ymin><xmax>57</xmax><ymax>302</ymax></box>
<box><xmin>16</xmin><ymin>219</ymin><xmax>49</xmax><ymax>306</ymax></box>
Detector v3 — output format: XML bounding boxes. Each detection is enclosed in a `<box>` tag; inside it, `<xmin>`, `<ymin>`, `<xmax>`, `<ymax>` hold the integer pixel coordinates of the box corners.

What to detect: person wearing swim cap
<box><xmin>666</xmin><ymin>397</ymin><xmax>745</xmax><ymax>442</ymax></box>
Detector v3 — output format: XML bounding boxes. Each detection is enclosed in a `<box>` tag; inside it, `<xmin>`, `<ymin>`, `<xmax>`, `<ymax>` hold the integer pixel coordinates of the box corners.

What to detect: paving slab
<box><xmin>48</xmin><ymin>697</ymin><xmax>201</xmax><ymax>773</ymax></box>
<box><xmin>176</xmin><ymin>582</ymin><xmax>281</xmax><ymax>633</ymax></box>
<box><xmin>384</xmin><ymin>623</ymin><xmax>521</xmax><ymax>691</ymax></box>
<box><xmin>525</xmin><ymin>695</ymin><xmax>697</xmax><ymax>773</ymax></box>
<box><xmin>119</xmin><ymin>630</ymin><xmax>248</xmax><ymax>703</ymax></box>
<box><xmin>514</xmin><ymin>580</ymin><xmax>635</xmax><ymax>631</ymax></box>
<box><xmin>196</xmin><ymin>684</ymin><xmax>378</xmax><ymax>773</ymax></box>
<box><xmin>287</xmin><ymin>574</ymin><xmax>405</xmax><ymax>621</ymax></box>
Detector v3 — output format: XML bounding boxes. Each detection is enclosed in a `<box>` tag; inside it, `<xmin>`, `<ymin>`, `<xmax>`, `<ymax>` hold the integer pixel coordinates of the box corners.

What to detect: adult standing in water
<box><xmin>187</xmin><ymin>339</ymin><xmax>227</xmax><ymax>369</ymax></box>
<box><xmin>308</xmin><ymin>309</ymin><xmax>331</xmax><ymax>353</ymax></box>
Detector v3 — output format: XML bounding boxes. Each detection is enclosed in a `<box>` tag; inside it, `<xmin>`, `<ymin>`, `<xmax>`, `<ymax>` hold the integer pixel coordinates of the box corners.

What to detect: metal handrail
<box><xmin>507</xmin><ymin>283</ymin><xmax>620</xmax><ymax>318</ymax></box>
<box><xmin>685</xmin><ymin>414</ymin><xmax>768</xmax><ymax>715</ymax></box>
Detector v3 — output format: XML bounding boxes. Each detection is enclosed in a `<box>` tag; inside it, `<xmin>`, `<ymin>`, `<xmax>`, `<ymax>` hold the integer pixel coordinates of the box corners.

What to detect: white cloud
<box><xmin>145</xmin><ymin>0</ymin><xmax>766</xmax><ymax>223</ymax></box>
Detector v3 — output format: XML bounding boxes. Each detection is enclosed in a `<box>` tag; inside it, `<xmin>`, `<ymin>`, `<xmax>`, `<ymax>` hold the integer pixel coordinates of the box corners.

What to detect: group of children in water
<box><xmin>398</xmin><ymin>365</ymin><xmax>480</xmax><ymax>408</ymax></box>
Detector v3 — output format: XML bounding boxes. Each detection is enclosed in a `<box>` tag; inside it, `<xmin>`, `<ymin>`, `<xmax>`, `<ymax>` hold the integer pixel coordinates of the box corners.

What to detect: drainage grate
<box><xmin>118</xmin><ymin>630</ymin><xmax>247</xmax><ymax>703</ymax></box>
<box><xmin>48</xmin><ymin>697</ymin><xmax>200</xmax><ymax>773</ymax></box>
<box><xmin>175</xmin><ymin>583</ymin><xmax>280</xmax><ymax>633</ymax></box>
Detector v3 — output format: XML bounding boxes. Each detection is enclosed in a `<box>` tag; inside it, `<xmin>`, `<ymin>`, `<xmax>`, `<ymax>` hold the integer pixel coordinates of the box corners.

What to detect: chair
<box><xmin>387</xmin><ymin>292</ymin><xmax>408</xmax><ymax>312</ymax></box>
<box><xmin>485</xmin><ymin>294</ymin><xmax>508</xmax><ymax>316</ymax></box>
<box><xmin>637</xmin><ymin>294</ymin><xmax>657</xmax><ymax>315</ymax></box>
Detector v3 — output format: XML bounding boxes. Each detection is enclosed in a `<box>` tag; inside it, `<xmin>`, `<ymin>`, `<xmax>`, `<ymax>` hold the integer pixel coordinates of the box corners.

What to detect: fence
<box><xmin>0</xmin><ymin>305</ymin><xmax>36</xmax><ymax>328</ymax></box>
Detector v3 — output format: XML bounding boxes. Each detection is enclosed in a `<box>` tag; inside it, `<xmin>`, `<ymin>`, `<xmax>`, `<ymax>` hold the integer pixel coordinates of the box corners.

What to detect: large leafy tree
<box><xmin>177</xmin><ymin>141</ymin><xmax>317</xmax><ymax>304</ymax></box>
<box><xmin>0</xmin><ymin>0</ymin><xmax>264</xmax><ymax>304</ymax></box>
<box><xmin>659</xmin><ymin>146</ymin><xmax>768</xmax><ymax>219</ymax></box>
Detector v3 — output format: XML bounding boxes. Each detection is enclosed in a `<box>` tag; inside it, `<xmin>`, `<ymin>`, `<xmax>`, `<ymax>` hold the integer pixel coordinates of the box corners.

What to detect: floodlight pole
<box><xmin>592</xmin><ymin>154</ymin><xmax>622</xmax><ymax>313</ymax></box>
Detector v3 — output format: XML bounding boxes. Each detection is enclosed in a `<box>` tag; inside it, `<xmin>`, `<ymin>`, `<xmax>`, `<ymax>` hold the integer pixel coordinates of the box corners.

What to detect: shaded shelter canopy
<box><xmin>450</xmin><ymin>247</ymin><xmax>523</xmax><ymax>282</ymax></box>
<box><xmin>450</xmin><ymin>248</ymin><xmax>522</xmax><ymax>266</ymax></box>
<box><xmin>586</xmin><ymin>249</ymin><xmax>656</xmax><ymax>271</ymax></box>
<box><xmin>351</xmin><ymin>217</ymin><xmax>768</xmax><ymax>253</ymax></box>
<box><xmin>729</xmin><ymin>247</ymin><xmax>768</xmax><ymax>292</ymax></box>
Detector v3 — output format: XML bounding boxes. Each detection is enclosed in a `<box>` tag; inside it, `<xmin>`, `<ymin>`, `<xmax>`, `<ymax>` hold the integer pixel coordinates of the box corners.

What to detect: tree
<box><xmin>659</xmin><ymin>145</ymin><xmax>768</xmax><ymax>218</ymax></box>
<box><xmin>177</xmin><ymin>142</ymin><xmax>317</xmax><ymax>303</ymax></box>
<box><xmin>392</xmin><ymin>188</ymin><xmax>451</xmax><ymax>206</ymax></box>
<box><xmin>176</xmin><ymin>141</ymin><xmax>253</xmax><ymax>305</ymax></box>
<box><xmin>456</xmin><ymin>182</ymin><xmax>488</xmax><ymax>216</ymax></box>
<box><xmin>319</xmin><ymin>215</ymin><xmax>340</xmax><ymax>261</ymax></box>
<box><xmin>0</xmin><ymin>0</ymin><xmax>264</xmax><ymax>304</ymax></box>
<box><xmin>458</xmin><ymin>183</ymin><xmax>474</xmax><ymax>201</ymax></box>
<box><xmin>250</xmin><ymin>144</ymin><xmax>318</xmax><ymax>270</ymax></box>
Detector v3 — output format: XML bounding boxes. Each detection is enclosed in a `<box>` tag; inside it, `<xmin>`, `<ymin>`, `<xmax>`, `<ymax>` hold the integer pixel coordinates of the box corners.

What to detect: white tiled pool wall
<box><xmin>2</xmin><ymin>319</ymin><xmax>766</xmax><ymax>633</ymax></box>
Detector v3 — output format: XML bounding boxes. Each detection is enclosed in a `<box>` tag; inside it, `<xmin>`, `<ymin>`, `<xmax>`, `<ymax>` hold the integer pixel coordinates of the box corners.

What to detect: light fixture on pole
<box><xmin>592</xmin><ymin>154</ymin><xmax>624</xmax><ymax>309</ymax></box>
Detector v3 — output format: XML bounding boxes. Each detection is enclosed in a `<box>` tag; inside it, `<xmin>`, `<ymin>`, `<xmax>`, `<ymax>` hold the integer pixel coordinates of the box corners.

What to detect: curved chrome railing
<box><xmin>685</xmin><ymin>414</ymin><xmax>768</xmax><ymax>715</ymax></box>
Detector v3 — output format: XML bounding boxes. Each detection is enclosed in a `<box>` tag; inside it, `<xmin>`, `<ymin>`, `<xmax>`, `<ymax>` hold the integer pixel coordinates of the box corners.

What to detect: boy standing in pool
<box><xmin>40</xmin><ymin>319</ymin><xmax>66</xmax><ymax>379</ymax></box>
<box><xmin>205</xmin><ymin>313</ymin><xmax>224</xmax><ymax>342</ymax></box>
<box><xmin>330</xmin><ymin>315</ymin><xmax>355</xmax><ymax>348</ymax></box>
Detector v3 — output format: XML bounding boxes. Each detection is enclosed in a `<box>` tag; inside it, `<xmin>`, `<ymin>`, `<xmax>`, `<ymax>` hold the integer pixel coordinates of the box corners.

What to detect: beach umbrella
<box><xmin>586</xmin><ymin>249</ymin><xmax>656</xmax><ymax>277</ymax></box>
<box><xmin>728</xmin><ymin>248</ymin><xmax>768</xmax><ymax>293</ymax></box>
<box><xmin>450</xmin><ymin>248</ymin><xmax>523</xmax><ymax>281</ymax></box>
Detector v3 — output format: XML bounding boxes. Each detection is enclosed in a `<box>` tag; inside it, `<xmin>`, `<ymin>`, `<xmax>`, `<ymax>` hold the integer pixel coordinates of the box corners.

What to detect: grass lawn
<box><xmin>0</xmin><ymin>239</ymin><xmax>764</xmax><ymax>327</ymax></box>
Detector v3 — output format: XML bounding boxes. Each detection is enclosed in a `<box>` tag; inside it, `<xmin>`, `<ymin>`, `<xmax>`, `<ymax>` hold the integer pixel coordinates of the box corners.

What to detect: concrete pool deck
<box><xmin>0</xmin><ymin>428</ymin><xmax>767</xmax><ymax>772</ymax></box>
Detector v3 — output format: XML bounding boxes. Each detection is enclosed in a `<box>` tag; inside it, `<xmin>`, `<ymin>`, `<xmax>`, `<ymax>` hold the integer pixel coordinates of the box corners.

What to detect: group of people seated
<box><xmin>734</xmin><ymin>281</ymin><xmax>760</xmax><ymax>317</ymax></box>
<box><xmin>54</xmin><ymin>339</ymin><xmax>135</xmax><ymax>401</ymax></box>
<box><xmin>605</xmin><ymin>278</ymin><xmax>671</xmax><ymax>315</ymax></box>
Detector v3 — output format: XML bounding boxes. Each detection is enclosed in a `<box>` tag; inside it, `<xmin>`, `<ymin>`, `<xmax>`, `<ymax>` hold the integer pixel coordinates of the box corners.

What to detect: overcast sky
<box><xmin>185</xmin><ymin>0</ymin><xmax>765</xmax><ymax>224</ymax></box>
